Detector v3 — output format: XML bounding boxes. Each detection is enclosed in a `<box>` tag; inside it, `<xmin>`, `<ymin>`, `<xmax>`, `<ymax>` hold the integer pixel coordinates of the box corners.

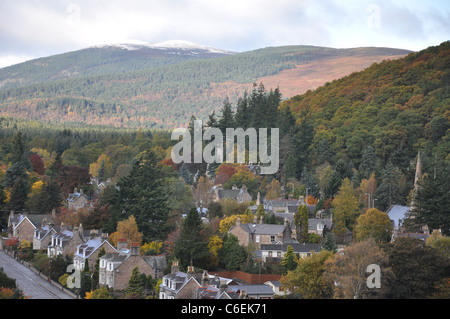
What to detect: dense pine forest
<box><xmin>0</xmin><ymin>45</ymin><xmax>409</xmax><ymax>128</ymax></box>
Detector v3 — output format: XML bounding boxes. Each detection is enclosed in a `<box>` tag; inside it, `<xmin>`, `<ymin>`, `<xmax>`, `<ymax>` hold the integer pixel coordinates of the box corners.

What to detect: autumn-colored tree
<box><xmin>85</xmin><ymin>287</ymin><xmax>113</xmax><ymax>299</ymax></box>
<box><xmin>426</xmin><ymin>230</ymin><xmax>450</xmax><ymax>258</ymax></box>
<box><xmin>306</xmin><ymin>195</ymin><xmax>318</xmax><ymax>205</ymax></box>
<box><xmin>141</xmin><ymin>241</ymin><xmax>163</xmax><ymax>255</ymax></box>
<box><xmin>281</xmin><ymin>250</ymin><xmax>334</xmax><ymax>299</ymax></box>
<box><xmin>359</xmin><ymin>172</ymin><xmax>377</xmax><ymax>211</ymax></box>
<box><xmin>332</xmin><ymin>178</ymin><xmax>361</xmax><ymax>235</ymax></box>
<box><xmin>355</xmin><ymin>208</ymin><xmax>392</xmax><ymax>243</ymax></box>
<box><xmin>325</xmin><ymin>238</ymin><xmax>393</xmax><ymax>299</ymax></box>
<box><xmin>89</xmin><ymin>154</ymin><xmax>113</xmax><ymax>181</ymax></box>
<box><xmin>207</xmin><ymin>235</ymin><xmax>224</xmax><ymax>268</ymax></box>
<box><xmin>214</xmin><ymin>163</ymin><xmax>238</xmax><ymax>185</ymax></box>
<box><xmin>28</xmin><ymin>153</ymin><xmax>45</xmax><ymax>175</ymax></box>
<box><xmin>266</xmin><ymin>179</ymin><xmax>282</xmax><ymax>199</ymax></box>
<box><xmin>194</xmin><ymin>176</ymin><xmax>214</xmax><ymax>207</ymax></box>
<box><xmin>112</xmin><ymin>215</ymin><xmax>143</xmax><ymax>247</ymax></box>
<box><xmin>219</xmin><ymin>211</ymin><xmax>254</xmax><ymax>233</ymax></box>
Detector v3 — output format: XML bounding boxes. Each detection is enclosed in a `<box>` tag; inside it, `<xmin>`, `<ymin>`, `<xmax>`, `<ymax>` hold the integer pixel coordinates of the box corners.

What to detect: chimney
<box><xmin>187</xmin><ymin>266</ymin><xmax>195</xmax><ymax>279</ymax></box>
<box><xmin>201</xmin><ymin>270</ymin><xmax>209</xmax><ymax>286</ymax></box>
<box><xmin>256</xmin><ymin>192</ymin><xmax>261</xmax><ymax>206</ymax></box>
<box><xmin>259</xmin><ymin>216</ymin><xmax>264</xmax><ymax>224</ymax></box>
<box><xmin>171</xmin><ymin>260</ymin><xmax>180</xmax><ymax>274</ymax></box>
<box><xmin>117</xmin><ymin>237</ymin><xmax>128</xmax><ymax>250</ymax></box>
<box><xmin>130</xmin><ymin>242</ymin><xmax>140</xmax><ymax>256</ymax></box>
<box><xmin>236</xmin><ymin>216</ymin><xmax>241</xmax><ymax>227</ymax></box>
<box><xmin>60</xmin><ymin>222</ymin><xmax>68</xmax><ymax>232</ymax></box>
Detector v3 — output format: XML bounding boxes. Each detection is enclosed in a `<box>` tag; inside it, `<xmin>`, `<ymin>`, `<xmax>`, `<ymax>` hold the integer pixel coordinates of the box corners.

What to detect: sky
<box><xmin>0</xmin><ymin>0</ymin><xmax>449</xmax><ymax>68</ymax></box>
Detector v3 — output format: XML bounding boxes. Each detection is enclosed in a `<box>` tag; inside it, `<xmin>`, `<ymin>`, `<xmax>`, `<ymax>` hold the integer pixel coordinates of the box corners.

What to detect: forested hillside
<box><xmin>278</xmin><ymin>41</ymin><xmax>449</xmax><ymax>211</ymax></box>
<box><xmin>0</xmin><ymin>45</ymin><xmax>409</xmax><ymax>128</ymax></box>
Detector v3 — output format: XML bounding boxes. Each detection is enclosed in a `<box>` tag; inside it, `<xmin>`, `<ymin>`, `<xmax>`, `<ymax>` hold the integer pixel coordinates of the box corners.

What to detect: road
<box><xmin>0</xmin><ymin>250</ymin><xmax>75</xmax><ymax>299</ymax></box>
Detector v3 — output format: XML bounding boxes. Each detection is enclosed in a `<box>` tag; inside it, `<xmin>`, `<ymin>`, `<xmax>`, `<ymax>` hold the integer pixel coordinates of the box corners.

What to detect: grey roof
<box><xmin>260</xmin><ymin>242</ymin><xmax>321</xmax><ymax>253</ymax></box>
<box><xmin>308</xmin><ymin>218</ymin><xmax>333</xmax><ymax>230</ymax></box>
<box><xmin>67</xmin><ymin>192</ymin><xmax>88</xmax><ymax>202</ymax></box>
<box><xmin>240</xmin><ymin>223</ymin><xmax>286</xmax><ymax>235</ymax></box>
<box><xmin>228</xmin><ymin>284</ymin><xmax>274</xmax><ymax>296</ymax></box>
<box><xmin>11</xmin><ymin>214</ymin><xmax>50</xmax><ymax>229</ymax></box>
<box><xmin>144</xmin><ymin>255</ymin><xmax>167</xmax><ymax>270</ymax></box>
<box><xmin>217</xmin><ymin>189</ymin><xmax>240</xmax><ymax>199</ymax></box>
<box><xmin>386</xmin><ymin>205</ymin><xmax>411</xmax><ymax>229</ymax></box>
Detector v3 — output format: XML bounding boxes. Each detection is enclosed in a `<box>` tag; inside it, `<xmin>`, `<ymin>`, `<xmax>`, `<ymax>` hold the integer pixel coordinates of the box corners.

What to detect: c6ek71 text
<box><xmin>181</xmin><ymin>303</ymin><xmax>267</xmax><ymax>316</ymax></box>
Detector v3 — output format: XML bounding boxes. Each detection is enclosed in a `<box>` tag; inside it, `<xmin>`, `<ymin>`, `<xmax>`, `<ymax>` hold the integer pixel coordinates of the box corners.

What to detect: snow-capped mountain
<box><xmin>95</xmin><ymin>40</ymin><xmax>235</xmax><ymax>56</ymax></box>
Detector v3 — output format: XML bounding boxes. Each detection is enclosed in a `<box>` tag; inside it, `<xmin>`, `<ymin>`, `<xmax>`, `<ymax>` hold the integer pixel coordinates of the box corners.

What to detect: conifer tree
<box><xmin>295</xmin><ymin>205</ymin><xmax>309</xmax><ymax>243</ymax></box>
<box><xmin>173</xmin><ymin>207</ymin><xmax>209</xmax><ymax>268</ymax></box>
<box><xmin>126</xmin><ymin>267</ymin><xmax>144</xmax><ymax>299</ymax></box>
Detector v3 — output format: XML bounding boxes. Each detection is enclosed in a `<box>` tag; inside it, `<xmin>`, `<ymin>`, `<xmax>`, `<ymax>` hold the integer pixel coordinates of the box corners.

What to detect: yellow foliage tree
<box><xmin>266</xmin><ymin>179</ymin><xmax>282</xmax><ymax>199</ymax></box>
<box><xmin>89</xmin><ymin>154</ymin><xmax>113</xmax><ymax>180</ymax></box>
<box><xmin>115</xmin><ymin>215</ymin><xmax>143</xmax><ymax>246</ymax></box>
<box><xmin>219</xmin><ymin>211</ymin><xmax>254</xmax><ymax>233</ymax></box>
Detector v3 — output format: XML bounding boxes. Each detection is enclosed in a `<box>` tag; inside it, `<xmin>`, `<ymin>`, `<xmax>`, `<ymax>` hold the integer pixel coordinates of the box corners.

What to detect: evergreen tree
<box><xmin>283</xmin><ymin>154</ymin><xmax>297</xmax><ymax>182</ymax></box>
<box><xmin>218</xmin><ymin>97</ymin><xmax>235</xmax><ymax>136</ymax></box>
<box><xmin>173</xmin><ymin>207</ymin><xmax>209</xmax><ymax>268</ymax></box>
<box><xmin>219</xmin><ymin>234</ymin><xmax>246</xmax><ymax>271</ymax></box>
<box><xmin>295</xmin><ymin>205</ymin><xmax>309</xmax><ymax>243</ymax></box>
<box><xmin>358</xmin><ymin>145</ymin><xmax>378</xmax><ymax>180</ymax></box>
<box><xmin>126</xmin><ymin>267</ymin><xmax>144</xmax><ymax>299</ymax></box>
<box><xmin>375</xmin><ymin>161</ymin><xmax>406</xmax><ymax>211</ymax></box>
<box><xmin>281</xmin><ymin>245</ymin><xmax>298</xmax><ymax>273</ymax></box>
<box><xmin>114</xmin><ymin>150</ymin><xmax>171</xmax><ymax>241</ymax></box>
<box><xmin>234</xmin><ymin>91</ymin><xmax>250</xmax><ymax>129</ymax></box>
<box><xmin>321</xmin><ymin>232</ymin><xmax>337</xmax><ymax>253</ymax></box>
<box><xmin>408</xmin><ymin>162</ymin><xmax>450</xmax><ymax>236</ymax></box>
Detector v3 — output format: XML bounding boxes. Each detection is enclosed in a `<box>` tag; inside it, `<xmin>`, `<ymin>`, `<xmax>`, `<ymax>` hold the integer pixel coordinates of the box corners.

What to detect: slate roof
<box><xmin>308</xmin><ymin>218</ymin><xmax>333</xmax><ymax>231</ymax></box>
<box><xmin>260</xmin><ymin>242</ymin><xmax>321</xmax><ymax>253</ymax></box>
<box><xmin>239</xmin><ymin>223</ymin><xmax>286</xmax><ymax>236</ymax></box>
<box><xmin>387</xmin><ymin>205</ymin><xmax>411</xmax><ymax>229</ymax></box>
<box><xmin>228</xmin><ymin>284</ymin><xmax>274</xmax><ymax>296</ymax></box>
<box><xmin>67</xmin><ymin>192</ymin><xmax>88</xmax><ymax>202</ymax></box>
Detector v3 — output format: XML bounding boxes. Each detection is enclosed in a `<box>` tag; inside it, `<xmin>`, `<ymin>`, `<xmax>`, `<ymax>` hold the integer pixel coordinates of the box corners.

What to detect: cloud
<box><xmin>0</xmin><ymin>0</ymin><xmax>448</xmax><ymax>67</ymax></box>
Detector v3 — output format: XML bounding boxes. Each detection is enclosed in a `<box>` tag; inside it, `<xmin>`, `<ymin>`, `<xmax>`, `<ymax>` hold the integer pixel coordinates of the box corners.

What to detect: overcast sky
<box><xmin>0</xmin><ymin>0</ymin><xmax>449</xmax><ymax>68</ymax></box>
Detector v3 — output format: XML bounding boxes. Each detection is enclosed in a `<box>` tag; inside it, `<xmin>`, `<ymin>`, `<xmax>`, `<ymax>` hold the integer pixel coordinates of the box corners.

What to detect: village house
<box><xmin>99</xmin><ymin>241</ymin><xmax>167</xmax><ymax>290</ymax></box>
<box><xmin>47</xmin><ymin>223</ymin><xmax>101</xmax><ymax>257</ymax></box>
<box><xmin>7</xmin><ymin>211</ymin><xmax>50</xmax><ymax>244</ymax></box>
<box><xmin>73</xmin><ymin>235</ymin><xmax>117</xmax><ymax>271</ymax></box>
<box><xmin>228</xmin><ymin>217</ymin><xmax>297</xmax><ymax>249</ymax></box>
<box><xmin>33</xmin><ymin>220</ymin><xmax>57</xmax><ymax>250</ymax></box>
<box><xmin>259</xmin><ymin>242</ymin><xmax>322</xmax><ymax>263</ymax></box>
<box><xmin>67</xmin><ymin>188</ymin><xmax>90</xmax><ymax>211</ymax></box>
<box><xmin>264</xmin><ymin>280</ymin><xmax>290</xmax><ymax>297</ymax></box>
<box><xmin>159</xmin><ymin>263</ymin><xmax>204</xmax><ymax>299</ymax></box>
<box><xmin>213</xmin><ymin>184</ymin><xmax>252</xmax><ymax>203</ymax></box>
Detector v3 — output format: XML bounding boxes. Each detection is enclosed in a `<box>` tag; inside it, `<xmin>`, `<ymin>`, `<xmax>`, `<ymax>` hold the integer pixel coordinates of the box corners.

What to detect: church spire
<box><xmin>414</xmin><ymin>151</ymin><xmax>422</xmax><ymax>192</ymax></box>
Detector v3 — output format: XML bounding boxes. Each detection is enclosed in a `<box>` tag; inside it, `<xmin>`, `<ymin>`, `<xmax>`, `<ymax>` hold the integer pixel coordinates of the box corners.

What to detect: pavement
<box><xmin>0</xmin><ymin>250</ymin><xmax>75</xmax><ymax>299</ymax></box>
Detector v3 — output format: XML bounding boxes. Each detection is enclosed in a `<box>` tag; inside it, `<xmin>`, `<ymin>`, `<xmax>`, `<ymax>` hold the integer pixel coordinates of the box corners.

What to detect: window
<box><xmin>255</xmin><ymin>235</ymin><xmax>260</xmax><ymax>243</ymax></box>
<box><xmin>270</xmin><ymin>236</ymin><xmax>275</xmax><ymax>242</ymax></box>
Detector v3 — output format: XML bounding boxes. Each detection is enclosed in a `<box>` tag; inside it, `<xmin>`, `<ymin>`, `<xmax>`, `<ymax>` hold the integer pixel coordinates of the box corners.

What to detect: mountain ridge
<box><xmin>0</xmin><ymin>42</ymin><xmax>412</xmax><ymax>128</ymax></box>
